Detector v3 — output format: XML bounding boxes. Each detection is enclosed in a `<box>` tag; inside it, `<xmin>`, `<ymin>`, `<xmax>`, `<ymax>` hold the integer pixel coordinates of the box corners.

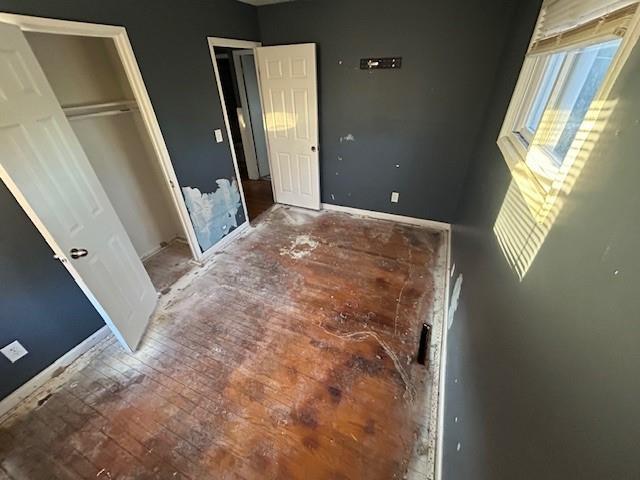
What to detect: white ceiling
<box><xmin>236</xmin><ymin>0</ymin><xmax>296</xmax><ymax>5</ymax></box>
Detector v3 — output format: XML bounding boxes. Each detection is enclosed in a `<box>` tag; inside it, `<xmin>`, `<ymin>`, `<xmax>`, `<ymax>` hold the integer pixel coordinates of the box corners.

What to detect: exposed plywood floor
<box><xmin>143</xmin><ymin>241</ymin><xmax>195</xmax><ymax>294</ymax></box>
<box><xmin>0</xmin><ymin>207</ymin><xmax>445</xmax><ymax>480</ymax></box>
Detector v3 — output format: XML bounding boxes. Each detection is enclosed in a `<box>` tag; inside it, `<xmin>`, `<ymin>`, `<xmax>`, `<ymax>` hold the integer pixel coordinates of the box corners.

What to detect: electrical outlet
<box><xmin>214</xmin><ymin>129</ymin><xmax>224</xmax><ymax>143</ymax></box>
<box><xmin>1</xmin><ymin>340</ymin><xmax>28</xmax><ymax>363</ymax></box>
<box><xmin>391</xmin><ymin>191</ymin><xmax>399</xmax><ymax>203</ymax></box>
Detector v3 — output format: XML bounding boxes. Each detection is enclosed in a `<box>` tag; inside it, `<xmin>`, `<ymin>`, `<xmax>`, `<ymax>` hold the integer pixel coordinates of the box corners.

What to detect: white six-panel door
<box><xmin>0</xmin><ymin>22</ymin><xmax>157</xmax><ymax>351</ymax></box>
<box><xmin>255</xmin><ymin>44</ymin><xmax>320</xmax><ymax>210</ymax></box>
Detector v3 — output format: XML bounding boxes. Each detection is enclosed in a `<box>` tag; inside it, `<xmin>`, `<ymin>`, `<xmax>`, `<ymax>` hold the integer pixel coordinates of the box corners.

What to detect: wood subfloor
<box><xmin>0</xmin><ymin>207</ymin><xmax>444</xmax><ymax>480</ymax></box>
<box><xmin>242</xmin><ymin>179</ymin><xmax>274</xmax><ymax>221</ymax></box>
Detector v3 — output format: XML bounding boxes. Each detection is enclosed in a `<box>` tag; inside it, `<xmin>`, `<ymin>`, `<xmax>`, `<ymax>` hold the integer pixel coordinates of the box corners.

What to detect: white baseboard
<box><xmin>0</xmin><ymin>325</ymin><xmax>111</xmax><ymax>422</ymax></box>
<box><xmin>140</xmin><ymin>240</ymin><xmax>171</xmax><ymax>262</ymax></box>
<box><xmin>321</xmin><ymin>203</ymin><xmax>451</xmax><ymax>231</ymax></box>
<box><xmin>435</xmin><ymin>230</ymin><xmax>453</xmax><ymax>480</ymax></box>
<box><xmin>140</xmin><ymin>236</ymin><xmax>188</xmax><ymax>262</ymax></box>
<box><xmin>199</xmin><ymin>220</ymin><xmax>251</xmax><ymax>262</ymax></box>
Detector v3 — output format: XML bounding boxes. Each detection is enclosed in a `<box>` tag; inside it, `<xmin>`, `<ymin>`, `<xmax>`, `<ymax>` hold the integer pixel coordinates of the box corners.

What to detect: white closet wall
<box><xmin>26</xmin><ymin>32</ymin><xmax>182</xmax><ymax>259</ymax></box>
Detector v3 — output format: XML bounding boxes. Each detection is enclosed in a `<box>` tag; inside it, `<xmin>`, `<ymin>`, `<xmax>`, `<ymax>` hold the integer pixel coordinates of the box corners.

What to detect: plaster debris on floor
<box><xmin>279</xmin><ymin>234</ymin><xmax>320</xmax><ymax>259</ymax></box>
<box><xmin>0</xmin><ymin>206</ymin><xmax>447</xmax><ymax>480</ymax></box>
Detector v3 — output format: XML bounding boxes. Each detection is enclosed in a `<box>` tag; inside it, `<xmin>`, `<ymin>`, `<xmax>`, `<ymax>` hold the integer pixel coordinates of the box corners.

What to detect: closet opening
<box><xmin>213</xmin><ymin>45</ymin><xmax>275</xmax><ymax>222</ymax></box>
<box><xmin>25</xmin><ymin>31</ymin><xmax>195</xmax><ymax>294</ymax></box>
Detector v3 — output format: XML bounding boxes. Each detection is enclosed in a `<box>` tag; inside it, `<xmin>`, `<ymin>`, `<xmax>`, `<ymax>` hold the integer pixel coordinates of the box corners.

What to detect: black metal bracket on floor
<box><xmin>417</xmin><ymin>323</ymin><xmax>432</xmax><ymax>367</ymax></box>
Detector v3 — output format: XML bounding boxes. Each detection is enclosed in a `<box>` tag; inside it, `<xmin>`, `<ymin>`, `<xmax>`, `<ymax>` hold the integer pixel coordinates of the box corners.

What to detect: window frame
<box><xmin>513</xmin><ymin>52</ymin><xmax>565</xmax><ymax>147</ymax></box>
<box><xmin>497</xmin><ymin>6</ymin><xmax>640</xmax><ymax>221</ymax></box>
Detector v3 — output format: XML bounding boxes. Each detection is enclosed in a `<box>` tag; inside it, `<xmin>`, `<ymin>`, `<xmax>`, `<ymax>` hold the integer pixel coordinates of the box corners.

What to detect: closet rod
<box><xmin>62</xmin><ymin>100</ymin><xmax>139</xmax><ymax>121</ymax></box>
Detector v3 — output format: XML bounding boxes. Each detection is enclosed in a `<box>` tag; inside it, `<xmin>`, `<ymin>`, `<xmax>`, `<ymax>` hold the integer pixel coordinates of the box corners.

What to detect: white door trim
<box><xmin>208</xmin><ymin>36</ymin><xmax>261</xmax><ymax>50</ymax></box>
<box><xmin>0</xmin><ymin>12</ymin><xmax>202</xmax><ymax>262</ymax></box>
<box><xmin>206</xmin><ymin>37</ymin><xmax>262</xmax><ymax>226</ymax></box>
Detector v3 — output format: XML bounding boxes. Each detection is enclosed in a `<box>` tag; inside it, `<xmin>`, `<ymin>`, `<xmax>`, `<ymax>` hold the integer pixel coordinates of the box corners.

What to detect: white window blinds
<box><xmin>529</xmin><ymin>0</ymin><xmax>639</xmax><ymax>54</ymax></box>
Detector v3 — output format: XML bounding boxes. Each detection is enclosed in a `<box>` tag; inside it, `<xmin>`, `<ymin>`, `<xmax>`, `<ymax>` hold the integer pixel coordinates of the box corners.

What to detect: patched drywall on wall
<box><xmin>182</xmin><ymin>178</ymin><xmax>242</xmax><ymax>252</ymax></box>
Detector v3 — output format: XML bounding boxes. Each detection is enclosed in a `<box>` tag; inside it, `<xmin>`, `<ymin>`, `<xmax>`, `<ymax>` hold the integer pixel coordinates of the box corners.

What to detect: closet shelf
<box><xmin>63</xmin><ymin>100</ymin><xmax>138</xmax><ymax>120</ymax></box>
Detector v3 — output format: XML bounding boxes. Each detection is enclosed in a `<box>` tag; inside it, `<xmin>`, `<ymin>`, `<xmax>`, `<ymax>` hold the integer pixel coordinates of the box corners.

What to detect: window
<box><xmin>497</xmin><ymin>0</ymin><xmax>639</xmax><ymax>218</ymax></box>
<box><xmin>494</xmin><ymin>0</ymin><xmax>640</xmax><ymax>280</ymax></box>
<box><xmin>515</xmin><ymin>39</ymin><xmax>621</xmax><ymax>174</ymax></box>
<box><xmin>519</xmin><ymin>52</ymin><xmax>565</xmax><ymax>145</ymax></box>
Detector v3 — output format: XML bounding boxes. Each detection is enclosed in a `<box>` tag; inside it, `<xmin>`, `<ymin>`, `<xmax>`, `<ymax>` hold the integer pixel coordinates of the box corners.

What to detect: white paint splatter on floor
<box><xmin>279</xmin><ymin>234</ymin><xmax>319</xmax><ymax>259</ymax></box>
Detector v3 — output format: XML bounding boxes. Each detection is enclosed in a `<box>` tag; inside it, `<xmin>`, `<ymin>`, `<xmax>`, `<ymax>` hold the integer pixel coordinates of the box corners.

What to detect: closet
<box><xmin>25</xmin><ymin>32</ymin><xmax>188</xmax><ymax>284</ymax></box>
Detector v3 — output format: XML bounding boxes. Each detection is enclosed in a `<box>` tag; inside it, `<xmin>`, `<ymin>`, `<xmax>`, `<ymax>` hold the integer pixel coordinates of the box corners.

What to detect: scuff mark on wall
<box><xmin>448</xmin><ymin>273</ymin><xmax>463</xmax><ymax>330</ymax></box>
<box><xmin>182</xmin><ymin>178</ymin><xmax>241</xmax><ymax>252</ymax></box>
<box><xmin>340</xmin><ymin>133</ymin><xmax>355</xmax><ymax>143</ymax></box>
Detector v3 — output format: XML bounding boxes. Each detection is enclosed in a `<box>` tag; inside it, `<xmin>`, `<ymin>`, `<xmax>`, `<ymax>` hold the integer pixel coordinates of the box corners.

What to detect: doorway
<box><xmin>24</xmin><ymin>31</ymin><xmax>195</xmax><ymax>293</ymax></box>
<box><xmin>209</xmin><ymin>38</ymin><xmax>321</xmax><ymax>216</ymax></box>
<box><xmin>0</xmin><ymin>14</ymin><xmax>199</xmax><ymax>351</ymax></box>
<box><xmin>209</xmin><ymin>39</ymin><xmax>275</xmax><ymax>222</ymax></box>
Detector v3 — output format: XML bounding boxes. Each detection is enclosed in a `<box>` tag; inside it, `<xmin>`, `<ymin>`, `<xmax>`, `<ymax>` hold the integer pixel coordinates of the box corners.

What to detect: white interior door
<box><xmin>255</xmin><ymin>43</ymin><xmax>320</xmax><ymax>210</ymax></box>
<box><xmin>0</xmin><ymin>22</ymin><xmax>157</xmax><ymax>351</ymax></box>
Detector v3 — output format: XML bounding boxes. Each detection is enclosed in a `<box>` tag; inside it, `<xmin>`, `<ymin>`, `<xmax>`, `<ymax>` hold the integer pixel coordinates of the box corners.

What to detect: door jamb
<box><xmin>0</xmin><ymin>13</ymin><xmax>203</xmax><ymax>262</ymax></box>
<box><xmin>206</xmin><ymin>37</ymin><xmax>262</xmax><ymax>224</ymax></box>
<box><xmin>232</xmin><ymin>49</ymin><xmax>261</xmax><ymax>181</ymax></box>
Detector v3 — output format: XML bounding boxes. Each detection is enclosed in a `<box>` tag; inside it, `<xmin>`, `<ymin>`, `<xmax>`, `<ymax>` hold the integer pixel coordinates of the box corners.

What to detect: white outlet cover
<box><xmin>1</xmin><ymin>340</ymin><xmax>28</xmax><ymax>363</ymax></box>
<box><xmin>214</xmin><ymin>129</ymin><xmax>224</xmax><ymax>143</ymax></box>
<box><xmin>391</xmin><ymin>191</ymin><xmax>399</xmax><ymax>203</ymax></box>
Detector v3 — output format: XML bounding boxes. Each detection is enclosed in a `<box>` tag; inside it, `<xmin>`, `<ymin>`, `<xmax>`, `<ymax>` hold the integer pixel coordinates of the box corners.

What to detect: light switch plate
<box><xmin>1</xmin><ymin>340</ymin><xmax>28</xmax><ymax>363</ymax></box>
<box><xmin>391</xmin><ymin>191</ymin><xmax>399</xmax><ymax>203</ymax></box>
<box><xmin>214</xmin><ymin>129</ymin><xmax>224</xmax><ymax>143</ymax></box>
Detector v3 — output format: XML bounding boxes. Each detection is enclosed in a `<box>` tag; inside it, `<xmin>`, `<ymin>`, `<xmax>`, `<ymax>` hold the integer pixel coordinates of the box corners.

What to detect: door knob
<box><xmin>311</xmin><ymin>146</ymin><xmax>317</xmax><ymax>152</ymax></box>
<box><xmin>70</xmin><ymin>248</ymin><xmax>89</xmax><ymax>259</ymax></box>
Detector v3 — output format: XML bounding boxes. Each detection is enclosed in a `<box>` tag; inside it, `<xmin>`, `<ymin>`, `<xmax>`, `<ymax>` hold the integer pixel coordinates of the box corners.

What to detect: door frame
<box><xmin>231</xmin><ymin>49</ymin><xmax>261</xmax><ymax>181</ymax></box>
<box><xmin>207</xmin><ymin>37</ymin><xmax>273</xmax><ymax>223</ymax></box>
<box><xmin>0</xmin><ymin>13</ymin><xmax>203</xmax><ymax>262</ymax></box>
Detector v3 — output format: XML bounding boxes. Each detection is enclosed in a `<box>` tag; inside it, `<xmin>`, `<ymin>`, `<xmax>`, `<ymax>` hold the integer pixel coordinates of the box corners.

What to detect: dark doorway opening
<box><xmin>216</xmin><ymin>48</ymin><xmax>274</xmax><ymax>222</ymax></box>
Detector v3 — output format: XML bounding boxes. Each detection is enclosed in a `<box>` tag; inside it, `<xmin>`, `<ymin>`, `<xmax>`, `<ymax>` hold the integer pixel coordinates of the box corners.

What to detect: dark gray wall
<box><xmin>0</xmin><ymin>0</ymin><xmax>258</xmax><ymax>400</ymax></box>
<box><xmin>0</xmin><ymin>183</ymin><xmax>105</xmax><ymax>400</ymax></box>
<box><xmin>258</xmin><ymin>0</ymin><xmax>518</xmax><ymax>223</ymax></box>
<box><xmin>444</xmin><ymin>0</ymin><xmax>640</xmax><ymax>478</ymax></box>
<box><xmin>0</xmin><ymin>0</ymin><xmax>258</xmax><ymax>211</ymax></box>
